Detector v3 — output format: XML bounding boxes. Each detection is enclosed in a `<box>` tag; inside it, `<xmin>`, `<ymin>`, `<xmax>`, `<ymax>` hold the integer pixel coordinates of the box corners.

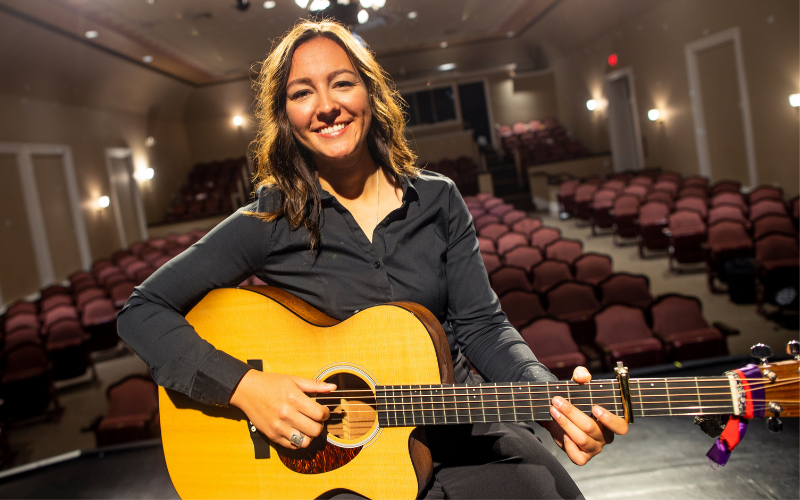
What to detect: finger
<box><xmin>294</xmin><ymin>377</ymin><xmax>337</xmax><ymax>394</ymax></box>
<box><xmin>592</xmin><ymin>406</ymin><xmax>629</xmax><ymax>436</ymax></box>
<box><xmin>571</xmin><ymin>366</ymin><xmax>592</xmax><ymax>384</ymax></box>
<box><xmin>288</xmin><ymin>379</ymin><xmax>334</xmax><ymax>422</ymax></box>
<box><xmin>562</xmin><ymin>434</ymin><xmax>591</xmax><ymax>466</ymax></box>
<box><xmin>550</xmin><ymin>398</ymin><xmax>603</xmax><ymax>455</ymax></box>
<box><xmin>287</xmin><ymin>412</ymin><xmax>326</xmax><ymax>440</ymax></box>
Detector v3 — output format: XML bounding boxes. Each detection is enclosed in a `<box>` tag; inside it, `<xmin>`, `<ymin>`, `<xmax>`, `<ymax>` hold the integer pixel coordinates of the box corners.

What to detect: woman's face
<box><xmin>285</xmin><ymin>37</ymin><xmax>372</xmax><ymax>169</ymax></box>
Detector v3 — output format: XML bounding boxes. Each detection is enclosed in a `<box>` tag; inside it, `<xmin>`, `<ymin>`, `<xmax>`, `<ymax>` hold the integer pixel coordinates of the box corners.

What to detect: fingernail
<box><xmin>553</xmin><ymin>396</ymin><xmax>565</xmax><ymax>409</ymax></box>
<box><xmin>550</xmin><ymin>406</ymin><xmax>561</xmax><ymax>419</ymax></box>
<box><xmin>592</xmin><ymin>406</ymin><xmax>603</xmax><ymax>418</ymax></box>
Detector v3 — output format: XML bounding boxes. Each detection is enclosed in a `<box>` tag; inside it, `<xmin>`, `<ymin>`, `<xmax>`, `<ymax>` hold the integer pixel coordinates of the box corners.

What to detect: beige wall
<box><xmin>551</xmin><ymin>0</ymin><xmax>799</xmax><ymax>196</ymax></box>
<box><xmin>488</xmin><ymin>71</ymin><xmax>559</xmax><ymax>127</ymax></box>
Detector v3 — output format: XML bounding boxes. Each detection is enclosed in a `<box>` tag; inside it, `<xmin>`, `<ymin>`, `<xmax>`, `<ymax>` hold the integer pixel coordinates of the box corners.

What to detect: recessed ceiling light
<box><xmin>357</xmin><ymin>9</ymin><xmax>369</xmax><ymax>24</ymax></box>
<box><xmin>438</xmin><ymin>63</ymin><xmax>456</xmax><ymax>71</ymax></box>
<box><xmin>85</xmin><ymin>30</ymin><xmax>99</xmax><ymax>39</ymax></box>
<box><xmin>407</xmin><ymin>11</ymin><xmax>417</xmax><ymax>19</ymax></box>
<box><xmin>233</xmin><ymin>115</ymin><xmax>244</xmax><ymax>126</ymax></box>
<box><xmin>263</xmin><ymin>0</ymin><xmax>276</xmax><ymax>7</ymax></box>
<box><xmin>147</xmin><ymin>0</ymin><xmax>155</xmax><ymax>4</ymax></box>
<box><xmin>309</xmin><ymin>0</ymin><xmax>329</xmax><ymax>10</ymax></box>
<box><xmin>372</xmin><ymin>0</ymin><xmax>385</xmax><ymax>9</ymax></box>
<box><xmin>359</xmin><ymin>0</ymin><xmax>373</xmax><ymax>8</ymax></box>
<box><xmin>337</xmin><ymin>0</ymin><xmax>351</xmax><ymax>4</ymax></box>
<box><xmin>295</xmin><ymin>0</ymin><xmax>309</xmax><ymax>8</ymax></box>
<box><xmin>439</xmin><ymin>41</ymin><xmax>448</xmax><ymax>49</ymax></box>
<box><xmin>142</xmin><ymin>55</ymin><xmax>154</xmax><ymax>63</ymax></box>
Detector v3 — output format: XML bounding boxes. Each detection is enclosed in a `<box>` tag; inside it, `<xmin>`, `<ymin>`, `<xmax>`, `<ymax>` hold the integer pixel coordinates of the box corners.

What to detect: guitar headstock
<box><xmin>751</xmin><ymin>341</ymin><xmax>799</xmax><ymax>419</ymax></box>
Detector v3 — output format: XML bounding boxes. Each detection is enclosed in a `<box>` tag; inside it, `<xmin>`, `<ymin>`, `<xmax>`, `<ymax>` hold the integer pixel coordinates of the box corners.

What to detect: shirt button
<box><xmin>373</xmin><ymin>261</ymin><xmax>381</xmax><ymax>269</ymax></box>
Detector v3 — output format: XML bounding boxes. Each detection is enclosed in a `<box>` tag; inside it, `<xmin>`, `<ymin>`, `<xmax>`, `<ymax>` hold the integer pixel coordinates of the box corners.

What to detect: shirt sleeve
<box><xmin>444</xmin><ymin>183</ymin><xmax>557</xmax><ymax>384</ymax></box>
<box><xmin>117</xmin><ymin>200</ymin><xmax>274</xmax><ymax>407</ymax></box>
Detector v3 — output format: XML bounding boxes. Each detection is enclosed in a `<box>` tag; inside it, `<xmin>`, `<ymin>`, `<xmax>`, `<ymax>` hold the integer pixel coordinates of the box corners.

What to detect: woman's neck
<box><xmin>316</xmin><ymin>151</ymin><xmax>380</xmax><ymax>201</ymax></box>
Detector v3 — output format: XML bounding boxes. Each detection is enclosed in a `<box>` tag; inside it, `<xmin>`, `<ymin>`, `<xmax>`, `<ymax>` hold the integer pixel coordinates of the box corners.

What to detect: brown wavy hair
<box><xmin>249</xmin><ymin>19</ymin><xmax>418</xmax><ymax>249</ymax></box>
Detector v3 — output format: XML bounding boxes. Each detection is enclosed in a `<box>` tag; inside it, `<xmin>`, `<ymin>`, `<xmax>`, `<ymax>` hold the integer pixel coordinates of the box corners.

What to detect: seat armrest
<box><xmin>712</xmin><ymin>322</ymin><xmax>740</xmax><ymax>337</ymax></box>
<box><xmin>662</xmin><ymin>228</ymin><xmax>673</xmax><ymax>237</ymax></box>
<box><xmin>651</xmin><ymin>329</ymin><xmax>670</xmax><ymax>343</ymax></box>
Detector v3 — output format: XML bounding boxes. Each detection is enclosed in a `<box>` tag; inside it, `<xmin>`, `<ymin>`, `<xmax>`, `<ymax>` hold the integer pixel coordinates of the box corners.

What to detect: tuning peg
<box><xmin>787</xmin><ymin>340</ymin><xmax>799</xmax><ymax>360</ymax></box>
<box><xmin>767</xmin><ymin>416</ymin><xmax>783</xmax><ymax>433</ymax></box>
<box><xmin>751</xmin><ymin>343</ymin><xmax>773</xmax><ymax>365</ymax></box>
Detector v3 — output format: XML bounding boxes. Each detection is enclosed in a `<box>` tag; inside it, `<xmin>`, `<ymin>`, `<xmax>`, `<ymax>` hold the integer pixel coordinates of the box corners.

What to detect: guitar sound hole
<box><xmin>322</xmin><ymin>372</ymin><xmax>377</xmax><ymax>441</ymax></box>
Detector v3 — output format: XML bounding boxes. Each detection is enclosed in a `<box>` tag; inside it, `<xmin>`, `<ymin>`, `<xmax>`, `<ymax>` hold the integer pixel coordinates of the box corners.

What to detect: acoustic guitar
<box><xmin>159</xmin><ymin>285</ymin><xmax>798</xmax><ymax>499</ymax></box>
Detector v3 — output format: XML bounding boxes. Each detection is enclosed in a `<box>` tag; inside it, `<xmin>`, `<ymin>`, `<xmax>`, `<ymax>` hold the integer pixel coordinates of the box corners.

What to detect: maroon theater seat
<box><xmin>573</xmin><ymin>183</ymin><xmax>599</xmax><ymax>221</ymax></box>
<box><xmin>94</xmin><ymin>265</ymin><xmax>123</xmax><ymax>286</ymax></box>
<box><xmin>749</xmin><ymin>199</ymin><xmax>788</xmax><ymax>222</ymax></box>
<box><xmin>519</xmin><ymin>319</ymin><xmax>586</xmax><ymax>380</ymax></box>
<box><xmin>40</xmin><ymin>294</ymin><xmax>73</xmax><ymax>314</ymax></box>
<box><xmin>706</xmin><ymin>220</ymin><xmax>753</xmax><ymax>292</ymax></box>
<box><xmin>482</xmin><ymin>253</ymin><xmax>502</xmax><ymax>275</ymax></box>
<box><xmin>622</xmin><ymin>184</ymin><xmax>648</xmax><ymax>201</ymax></box>
<box><xmin>708</xmin><ymin>204</ymin><xmax>748</xmax><ymax>227</ymax></box>
<box><xmin>546</xmin><ymin>281</ymin><xmax>601</xmax><ymax>345</ymax></box>
<box><xmin>612</xmin><ymin>195</ymin><xmax>641</xmax><ymax>245</ymax></box>
<box><xmin>511</xmin><ymin>217</ymin><xmax>543</xmax><ymax>238</ymax></box>
<box><xmin>754</xmin><ymin>233</ymin><xmax>800</xmax><ymax>315</ymax></box>
<box><xmin>502</xmin><ymin>210</ymin><xmax>527</xmax><ymax>226</ymax></box>
<box><xmin>496</xmin><ymin>232</ymin><xmax>529</xmax><ymax>256</ymax></box>
<box><xmin>630</xmin><ymin>176</ymin><xmax>654</xmax><ymax>188</ymax></box>
<box><xmin>753</xmin><ymin>214</ymin><xmax>798</xmax><ymax>240</ymax></box>
<box><xmin>590</xmin><ymin>188</ymin><xmax>617</xmax><ymax>235</ymax></box>
<box><xmin>748</xmin><ymin>186</ymin><xmax>783</xmax><ymax>205</ymax></box>
<box><xmin>5</xmin><ymin>301</ymin><xmax>37</xmax><ymax>319</ymax></box>
<box><xmin>650</xmin><ymin>295</ymin><xmax>726</xmax><ymax>361</ymax></box>
<box><xmin>151</xmin><ymin>254</ymin><xmax>172</xmax><ymax>269</ymax></box>
<box><xmin>791</xmin><ymin>196</ymin><xmax>799</xmax><ymax>226</ymax></box>
<box><xmin>4</xmin><ymin>312</ymin><xmax>40</xmax><ymax>336</ymax></box>
<box><xmin>478</xmin><ymin>223</ymin><xmax>510</xmax><ymax>242</ymax></box>
<box><xmin>678</xmin><ymin>186</ymin><xmax>708</xmax><ymax>200</ymax></box>
<box><xmin>503</xmin><ymin>247</ymin><xmax>543</xmax><ymax>274</ymax></box>
<box><xmin>114</xmin><ymin>253</ymin><xmax>137</xmax><ymax>268</ymax></box>
<box><xmin>710</xmin><ymin>180</ymin><xmax>741</xmax><ymax>196</ymax></box>
<box><xmin>40</xmin><ymin>285</ymin><xmax>69</xmax><ymax>300</ymax></box>
<box><xmin>123</xmin><ymin>260</ymin><xmax>149</xmax><ymax>281</ymax></box>
<box><xmin>657</xmin><ymin>171</ymin><xmax>682</xmax><ymax>184</ymax></box>
<box><xmin>69</xmin><ymin>271</ymin><xmax>94</xmax><ymax>288</ymax></box>
<box><xmin>72</xmin><ymin>278</ymin><xmax>98</xmax><ymax>294</ymax></box>
<box><xmin>683</xmin><ymin>175</ymin><xmax>709</xmax><ymax>189</ymax></box>
<box><xmin>644</xmin><ymin>191</ymin><xmax>674</xmax><ymax>211</ymax></box>
<box><xmin>601</xmin><ymin>179</ymin><xmax>626</xmax><ymax>193</ymax></box>
<box><xmin>573</xmin><ymin>253</ymin><xmax>613</xmax><ymax>285</ymax></box>
<box><xmin>675</xmin><ymin>196</ymin><xmax>708</xmax><ymax>220</ymax></box>
<box><xmin>666</xmin><ymin>209</ymin><xmax>707</xmax><ymax>272</ymax></box>
<box><xmin>488</xmin><ymin>203</ymin><xmax>515</xmax><ymax>218</ymax></box>
<box><xmin>544</xmin><ymin>238</ymin><xmax>583</xmax><ymax>265</ymax></box>
<box><xmin>483</xmin><ymin>197</ymin><xmax>503</xmax><ymax>210</ymax></box>
<box><xmin>46</xmin><ymin>318</ymin><xmax>94</xmax><ymax>381</ymax></box>
<box><xmin>40</xmin><ymin>305</ymin><xmax>79</xmax><ymax>335</ymax></box>
<box><xmin>598</xmin><ymin>273</ymin><xmax>653</xmax><ymax>309</ymax></box>
<box><xmin>489</xmin><ymin>267</ymin><xmax>532</xmax><ymax>297</ymax></box>
<box><xmin>477</xmin><ymin>236</ymin><xmax>497</xmax><ymax>255</ymax></box>
<box><xmin>474</xmin><ymin>213</ymin><xmax>502</xmax><ymax>231</ymax></box>
<box><xmin>81</xmin><ymin>298</ymin><xmax>119</xmax><ymax>351</ymax></box>
<box><xmin>711</xmin><ymin>191</ymin><xmax>748</xmax><ymax>213</ymax></box>
<box><xmin>530</xmin><ymin>227</ymin><xmax>561</xmax><ymax>251</ymax></box>
<box><xmin>653</xmin><ymin>180</ymin><xmax>679</xmax><ymax>198</ymax></box>
<box><xmin>594</xmin><ymin>305</ymin><xmax>663</xmax><ymax>370</ymax></box>
<box><xmin>637</xmin><ymin>201</ymin><xmax>671</xmax><ymax>258</ymax></box>
<box><xmin>558</xmin><ymin>179</ymin><xmax>581</xmax><ymax>216</ymax></box>
<box><xmin>109</xmin><ymin>281</ymin><xmax>137</xmax><ymax>309</ymax></box>
<box><xmin>75</xmin><ymin>287</ymin><xmax>107</xmax><ymax>314</ymax></box>
<box><xmin>134</xmin><ymin>266</ymin><xmax>156</xmax><ymax>284</ymax></box>
<box><xmin>531</xmin><ymin>260</ymin><xmax>573</xmax><ymax>293</ymax></box>
<box><xmin>95</xmin><ymin>375</ymin><xmax>159</xmax><ymax>447</ymax></box>
<box><xmin>4</xmin><ymin>327</ymin><xmax>42</xmax><ymax>352</ymax></box>
<box><xmin>2</xmin><ymin>341</ymin><xmax>60</xmax><ymax>420</ymax></box>
<box><xmin>499</xmin><ymin>291</ymin><xmax>547</xmax><ymax>329</ymax></box>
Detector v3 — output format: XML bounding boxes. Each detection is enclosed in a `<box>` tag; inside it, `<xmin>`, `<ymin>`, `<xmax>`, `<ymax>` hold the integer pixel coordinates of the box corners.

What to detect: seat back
<box><xmin>481</xmin><ymin>253</ymin><xmax>502</xmax><ymax>275</ymax></box>
<box><xmin>488</xmin><ymin>203</ymin><xmax>515</xmax><ymax>218</ymax></box>
<box><xmin>474</xmin><ymin>213</ymin><xmax>502</xmax><ymax>231</ymax></box>
<box><xmin>749</xmin><ymin>199</ymin><xmax>788</xmax><ymax>221</ymax></box>
<box><xmin>40</xmin><ymin>294</ymin><xmax>73</xmax><ymax>314</ymax></box>
<box><xmin>598</xmin><ymin>273</ymin><xmax>653</xmax><ymax>308</ymax></box>
<box><xmin>613</xmin><ymin>194</ymin><xmax>640</xmax><ymax>216</ymax></box>
<box><xmin>559</xmin><ymin>179</ymin><xmax>580</xmax><ymax>197</ymax></box>
<box><xmin>645</xmin><ymin>191</ymin><xmax>674</xmax><ymax>209</ymax></box>
<box><xmin>711</xmin><ymin>180</ymin><xmax>741</xmax><ymax>196</ymax></box>
<box><xmin>496</xmin><ymin>232</ymin><xmax>529</xmax><ymax>255</ymax></box>
<box><xmin>668</xmin><ymin>209</ymin><xmax>706</xmax><ymax>236</ymax></box>
<box><xmin>708</xmin><ymin>204</ymin><xmax>748</xmax><ymax>226</ymax></box>
<box><xmin>707</xmin><ymin>220</ymin><xmax>751</xmax><ymax>248</ymax></box>
<box><xmin>711</xmin><ymin>191</ymin><xmax>747</xmax><ymax>212</ymax></box>
<box><xmin>530</xmin><ymin>227</ymin><xmax>561</xmax><ymax>250</ymax></box>
<box><xmin>748</xmin><ymin>186</ymin><xmax>783</xmax><ymax>204</ymax></box>
<box><xmin>499</xmin><ymin>291</ymin><xmax>546</xmax><ymax>329</ymax></box>
<box><xmin>503</xmin><ymin>246</ymin><xmax>543</xmax><ymax>273</ymax></box>
<box><xmin>546</xmin><ymin>281</ymin><xmax>600</xmax><ymax>318</ymax></box>
<box><xmin>574</xmin><ymin>183</ymin><xmax>599</xmax><ymax>203</ymax></box>
<box><xmin>752</xmin><ymin>215</ymin><xmax>797</xmax><ymax>240</ymax></box>
<box><xmin>630</xmin><ymin>176</ymin><xmax>653</xmax><ymax>188</ymax></box>
<box><xmin>502</xmin><ymin>210</ymin><xmax>527</xmax><ymax>226</ymax></box>
<box><xmin>4</xmin><ymin>312</ymin><xmax>40</xmax><ymax>335</ymax></box>
<box><xmin>511</xmin><ymin>217</ymin><xmax>543</xmax><ymax>237</ymax></box>
<box><xmin>544</xmin><ymin>239</ymin><xmax>583</xmax><ymax>264</ymax></box>
<box><xmin>106</xmin><ymin>375</ymin><xmax>158</xmax><ymax>418</ymax></box>
<box><xmin>592</xmin><ymin>188</ymin><xmax>617</xmax><ymax>209</ymax></box>
<box><xmin>674</xmin><ymin>196</ymin><xmax>708</xmax><ymax>219</ymax></box>
<box><xmin>41</xmin><ymin>305</ymin><xmax>79</xmax><ymax>333</ymax></box>
<box><xmin>755</xmin><ymin>233</ymin><xmax>800</xmax><ymax>264</ymax></box>
<box><xmin>601</xmin><ymin>180</ymin><xmax>625</xmax><ymax>193</ymax></box>
<box><xmin>650</xmin><ymin>294</ymin><xmax>708</xmax><ymax>335</ymax></box>
<box><xmin>594</xmin><ymin>305</ymin><xmax>653</xmax><ymax>344</ymax></box>
<box><xmin>489</xmin><ymin>267</ymin><xmax>531</xmax><ymax>296</ymax></box>
<box><xmin>531</xmin><ymin>260</ymin><xmax>573</xmax><ymax>292</ymax></box>
<box><xmin>477</xmin><ymin>236</ymin><xmax>496</xmax><ymax>254</ymax></box>
<box><xmin>652</xmin><ymin>180</ymin><xmax>679</xmax><ymax>198</ymax></box>
<box><xmin>638</xmin><ymin>201</ymin><xmax>671</xmax><ymax>226</ymax></box>
<box><xmin>683</xmin><ymin>176</ymin><xmax>709</xmax><ymax>189</ymax></box>
<box><xmin>573</xmin><ymin>253</ymin><xmax>613</xmax><ymax>285</ymax></box>
<box><xmin>519</xmin><ymin>319</ymin><xmax>580</xmax><ymax>358</ymax></box>
<box><xmin>622</xmin><ymin>184</ymin><xmax>648</xmax><ymax>201</ymax></box>
<box><xmin>478</xmin><ymin>223</ymin><xmax>510</xmax><ymax>241</ymax></box>
<box><xmin>81</xmin><ymin>298</ymin><xmax>117</xmax><ymax>327</ymax></box>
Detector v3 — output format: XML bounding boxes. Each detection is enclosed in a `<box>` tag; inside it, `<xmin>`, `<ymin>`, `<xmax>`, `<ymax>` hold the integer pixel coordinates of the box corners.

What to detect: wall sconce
<box><xmin>586</xmin><ymin>99</ymin><xmax>598</xmax><ymax>111</ymax></box>
<box><xmin>134</xmin><ymin>167</ymin><xmax>155</xmax><ymax>181</ymax></box>
<box><xmin>790</xmin><ymin>94</ymin><xmax>800</xmax><ymax>107</ymax></box>
<box><xmin>232</xmin><ymin>115</ymin><xmax>244</xmax><ymax>127</ymax></box>
<box><xmin>97</xmin><ymin>196</ymin><xmax>110</xmax><ymax>209</ymax></box>
<box><xmin>647</xmin><ymin>109</ymin><xmax>661</xmax><ymax>122</ymax></box>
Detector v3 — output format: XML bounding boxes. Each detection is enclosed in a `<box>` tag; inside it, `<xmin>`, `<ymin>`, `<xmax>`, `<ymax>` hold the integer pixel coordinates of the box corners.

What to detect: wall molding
<box><xmin>105</xmin><ymin>148</ymin><xmax>149</xmax><ymax>248</ymax></box>
<box><xmin>604</xmin><ymin>66</ymin><xmax>645</xmax><ymax>171</ymax></box>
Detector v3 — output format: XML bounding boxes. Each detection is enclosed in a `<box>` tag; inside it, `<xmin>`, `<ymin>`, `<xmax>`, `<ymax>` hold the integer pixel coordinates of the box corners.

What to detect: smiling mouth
<box><xmin>316</xmin><ymin>122</ymin><xmax>348</xmax><ymax>136</ymax></box>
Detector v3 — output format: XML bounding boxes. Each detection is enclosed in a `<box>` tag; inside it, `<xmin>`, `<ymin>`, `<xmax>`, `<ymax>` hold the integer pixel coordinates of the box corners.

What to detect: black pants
<box><xmin>331</xmin><ymin>421</ymin><xmax>583</xmax><ymax>499</ymax></box>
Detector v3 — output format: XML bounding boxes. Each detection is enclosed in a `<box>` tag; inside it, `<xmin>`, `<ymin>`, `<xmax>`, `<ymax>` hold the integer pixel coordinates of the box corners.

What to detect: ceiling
<box><xmin>0</xmin><ymin>0</ymin><xmax>665</xmax><ymax>86</ymax></box>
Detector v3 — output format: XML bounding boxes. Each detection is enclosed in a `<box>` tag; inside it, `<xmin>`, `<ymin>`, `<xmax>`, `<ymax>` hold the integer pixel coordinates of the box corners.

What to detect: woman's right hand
<box><xmin>229</xmin><ymin>370</ymin><xmax>336</xmax><ymax>449</ymax></box>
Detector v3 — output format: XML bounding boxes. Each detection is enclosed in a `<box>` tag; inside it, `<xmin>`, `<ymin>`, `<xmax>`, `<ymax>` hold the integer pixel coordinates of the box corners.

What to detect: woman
<box><xmin>118</xmin><ymin>19</ymin><xmax>627</xmax><ymax>499</ymax></box>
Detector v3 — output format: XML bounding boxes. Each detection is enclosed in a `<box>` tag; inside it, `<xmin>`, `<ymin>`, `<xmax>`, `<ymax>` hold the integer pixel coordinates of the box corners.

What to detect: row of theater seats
<box><xmin>164</xmin><ymin>157</ymin><xmax>251</xmax><ymax>223</ymax></box>
<box><xmin>465</xmin><ymin>193</ymin><xmax>736</xmax><ymax>377</ymax></box>
<box><xmin>558</xmin><ymin>172</ymin><xmax>800</xmax><ymax>315</ymax></box>
<box><xmin>423</xmin><ymin>156</ymin><xmax>479</xmax><ymax>196</ymax></box>
<box><xmin>498</xmin><ymin>117</ymin><xmax>589</xmax><ymax>166</ymax></box>
<box><xmin>0</xmin><ymin>229</ymin><xmax>208</xmax><ymax>422</ymax></box>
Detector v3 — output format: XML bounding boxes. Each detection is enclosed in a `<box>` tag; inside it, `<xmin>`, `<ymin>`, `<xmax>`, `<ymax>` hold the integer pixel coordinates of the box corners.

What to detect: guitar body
<box><xmin>159</xmin><ymin>286</ymin><xmax>453</xmax><ymax>500</ymax></box>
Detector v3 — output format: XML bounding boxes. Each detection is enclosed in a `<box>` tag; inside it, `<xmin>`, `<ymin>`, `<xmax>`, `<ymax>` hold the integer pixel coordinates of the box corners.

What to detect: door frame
<box><xmin>685</xmin><ymin>26</ymin><xmax>757</xmax><ymax>186</ymax></box>
<box><xmin>105</xmin><ymin>148</ymin><xmax>149</xmax><ymax>248</ymax></box>
<box><xmin>0</xmin><ymin>142</ymin><xmax>92</xmax><ymax>297</ymax></box>
<box><xmin>604</xmin><ymin>67</ymin><xmax>645</xmax><ymax>172</ymax></box>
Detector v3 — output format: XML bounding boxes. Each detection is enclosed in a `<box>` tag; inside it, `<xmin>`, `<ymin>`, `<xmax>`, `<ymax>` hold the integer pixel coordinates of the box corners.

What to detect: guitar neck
<box><xmin>376</xmin><ymin>376</ymin><xmax>738</xmax><ymax>427</ymax></box>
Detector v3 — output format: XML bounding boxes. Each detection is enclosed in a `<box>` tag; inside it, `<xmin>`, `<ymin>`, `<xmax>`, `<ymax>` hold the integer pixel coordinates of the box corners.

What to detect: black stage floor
<box><xmin>0</xmin><ymin>357</ymin><xmax>797</xmax><ymax>499</ymax></box>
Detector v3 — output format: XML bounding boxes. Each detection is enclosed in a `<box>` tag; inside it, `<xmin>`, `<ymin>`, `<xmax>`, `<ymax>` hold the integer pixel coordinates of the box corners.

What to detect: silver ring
<box><xmin>290</xmin><ymin>432</ymin><xmax>305</xmax><ymax>448</ymax></box>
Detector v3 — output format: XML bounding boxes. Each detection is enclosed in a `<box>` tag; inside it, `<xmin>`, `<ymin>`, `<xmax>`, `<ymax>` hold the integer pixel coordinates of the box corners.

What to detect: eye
<box><xmin>333</xmin><ymin>80</ymin><xmax>355</xmax><ymax>89</ymax></box>
<box><xmin>290</xmin><ymin>89</ymin><xmax>311</xmax><ymax>100</ymax></box>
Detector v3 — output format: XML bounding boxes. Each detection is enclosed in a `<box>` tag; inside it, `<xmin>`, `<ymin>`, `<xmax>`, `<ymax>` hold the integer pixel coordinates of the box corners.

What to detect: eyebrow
<box><xmin>286</xmin><ymin>69</ymin><xmax>358</xmax><ymax>89</ymax></box>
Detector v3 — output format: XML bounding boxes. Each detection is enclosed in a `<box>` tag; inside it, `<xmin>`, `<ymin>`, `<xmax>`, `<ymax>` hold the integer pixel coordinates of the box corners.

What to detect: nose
<box><xmin>316</xmin><ymin>88</ymin><xmax>340</xmax><ymax>122</ymax></box>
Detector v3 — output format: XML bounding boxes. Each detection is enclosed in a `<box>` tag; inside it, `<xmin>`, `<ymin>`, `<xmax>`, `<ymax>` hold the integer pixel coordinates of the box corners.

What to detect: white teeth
<box><xmin>318</xmin><ymin>123</ymin><xmax>346</xmax><ymax>135</ymax></box>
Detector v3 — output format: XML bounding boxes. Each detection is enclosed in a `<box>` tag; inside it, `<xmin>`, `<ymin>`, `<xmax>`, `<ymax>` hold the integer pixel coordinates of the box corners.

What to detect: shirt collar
<box><xmin>315</xmin><ymin>172</ymin><xmax>420</xmax><ymax>205</ymax></box>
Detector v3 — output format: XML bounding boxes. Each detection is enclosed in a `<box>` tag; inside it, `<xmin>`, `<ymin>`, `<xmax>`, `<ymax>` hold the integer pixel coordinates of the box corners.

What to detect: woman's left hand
<box><xmin>542</xmin><ymin>366</ymin><xmax>628</xmax><ymax>465</ymax></box>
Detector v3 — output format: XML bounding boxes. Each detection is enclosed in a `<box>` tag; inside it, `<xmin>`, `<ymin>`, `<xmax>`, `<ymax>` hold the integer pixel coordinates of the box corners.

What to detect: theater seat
<box><xmin>499</xmin><ymin>291</ymin><xmax>547</xmax><ymax>329</ymax></box>
<box><xmin>519</xmin><ymin>319</ymin><xmax>586</xmax><ymax>380</ymax></box>
<box><xmin>650</xmin><ymin>294</ymin><xmax>727</xmax><ymax>361</ymax></box>
<box><xmin>94</xmin><ymin>375</ymin><xmax>160</xmax><ymax>447</ymax></box>
<box><xmin>594</xmin><ymin>305</ymin><xmax>663</xmax><ymax>370</ymax></box>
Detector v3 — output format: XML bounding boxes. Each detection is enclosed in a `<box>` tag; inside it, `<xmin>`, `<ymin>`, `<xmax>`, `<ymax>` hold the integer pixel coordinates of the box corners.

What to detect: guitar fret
<box><xmin>470</xmin><ymin>386</ymin><xmax>485</xmax><ymax>423</ymax></box>
<box><xmin>456</xmin><ymin>384</ymin><xmax>471</xmax><ymax>423</ymax></box>
<box><xmin>439</xmin><ymin>385</ymin><xmax>447</xmax><ymax>425</ymax></box>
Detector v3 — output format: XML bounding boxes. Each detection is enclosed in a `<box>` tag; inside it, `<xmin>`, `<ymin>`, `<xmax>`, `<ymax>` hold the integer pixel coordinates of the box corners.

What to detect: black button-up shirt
<box><xmin>117</xmin><ymin>172</ymin><xmax>556</xmax><ymax>407</ymax></box>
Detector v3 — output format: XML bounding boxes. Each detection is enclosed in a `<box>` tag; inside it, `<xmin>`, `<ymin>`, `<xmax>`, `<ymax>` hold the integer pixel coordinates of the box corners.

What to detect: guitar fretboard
<box><xmin>375</xmin><ymin>377</ymin><xmax>736</xmax><ymax>427</ymax></box>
